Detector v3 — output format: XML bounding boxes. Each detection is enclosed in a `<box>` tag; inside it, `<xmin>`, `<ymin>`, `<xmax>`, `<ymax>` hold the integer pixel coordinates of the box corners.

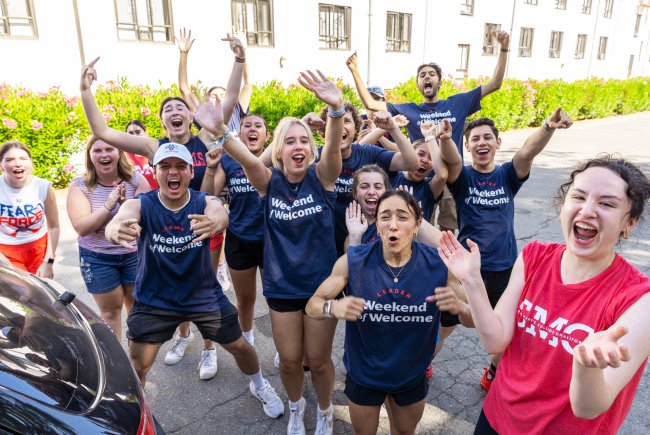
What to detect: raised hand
<box><xmin>332</xmin><ymin>296</ymin><xmax>366</xmax><ymax>321</ymax></box>
<box><xmin>104</xmin><ymin>182</ymin><xmax>126</xmax><ymax>211</ymax></box>
<box><xmin>302</xmin><ymin>112</ymin><xmax>326</xmax><ymax>131</ymax></box>
<box><xmin>191</xmin><ymin>91</ymin><xmax>226</xmax><ymax>136</ymax></box>
<box><xmin>346</xmin><ymin>201</ymin><xmax>368</xmax><ymax>237</ymax></box>
<box><xmin>396</xmin><ymin>184</ymin><xmax>414</xmax><ymax>196</ymax></box>
<box><xmin>189</xmin><ymin>213</ymin><xmax>219</xmax><ymax>242</ymax></box>
<box><xmin>546</xmin><ymin>107</ymin><xmax>573</xmax><ymax>129</ymax></box>
<box><xmin>420</xmin><ymin>121</ymin><xmax>435</xmax><ymax>138</ymax></box>
<box><xmin>494</xmin><ymin>30</ymin><xmax>510</xmax><ymax>50</ymax></box>
<box><xmin>574</xmin><ymin>325</ymin><xmax>631</xmax><ymax>369</ymax></box>
<box><xmin>437</xmin><ymin>231</ymin><xmax>482</xmax><ymax>283</ymax></box>
<box><xmin>372</xmin><ymin>111</ymin><xmax>398</xmax><ymax>130</ymax></box>
<box><xmin>393</xmin><ymin>115</ymin><xmax>409</xmax><ymax>128</ymax></box>
<box><xmin>176</xmin><ymin>28</ymin><xmax>195</xmax><ymax>54</ymax></box>
<box><xmin>436</xmin><ymin>119</ymin><xmax>453</xmax><ymax>140</ymax></box>
<box><xmin>297</xmin><ymin>70</ymin><xmax>343</xmax><ymax>108</ymax></box>
<box><xmin>206</xmin><ymin>148</ymin><xmax>224</xmax><ymax>168</ymax></box>
<box><xmin>110</xmin><ymin>218</ymin><xmax>141</xmax><ymax>249</ymax></box>
<box><xmin>222</xmin><ymin>33</ymin><xmax>245</xmax><ymax>59</ymax></box>
<box><xmin>345</xmin><ymin>51</ymin><xmax>358</xmax><ymax>71</ymax></box>
<box><xmin>80</xmin><ymin>57</ymin><xmax>100</xmax><ymax>91</ymax></box>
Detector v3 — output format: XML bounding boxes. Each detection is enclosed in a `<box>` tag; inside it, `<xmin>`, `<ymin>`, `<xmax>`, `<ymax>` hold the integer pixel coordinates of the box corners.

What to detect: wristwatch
<box><xmin>322</xmin><ymin>300</ymin><xmax>333</xmax><ymax>318</ymax></box>
<box><xmin>46</xmin><ymin>257</ymin><xmax>55</xmax><ymax>264</ymax></box>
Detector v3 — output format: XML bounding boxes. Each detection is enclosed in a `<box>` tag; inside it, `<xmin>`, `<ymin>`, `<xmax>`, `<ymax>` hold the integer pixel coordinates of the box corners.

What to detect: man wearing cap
<box><xmin>346</xmin><ymin>31</ymin><xmax>510</xmax><ymax>233</ymax></box>
<box><xmin>105</xmin><ymin>142</ymin><xmax>284</xmax><ymax>419</ymax></box>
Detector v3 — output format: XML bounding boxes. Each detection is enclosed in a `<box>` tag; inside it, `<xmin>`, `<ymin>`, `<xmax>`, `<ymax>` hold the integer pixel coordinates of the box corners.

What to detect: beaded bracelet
<box><xmin>328</xmin><ymin>106</ymin><xmax>346</xmax><ymax>118</ymax></box>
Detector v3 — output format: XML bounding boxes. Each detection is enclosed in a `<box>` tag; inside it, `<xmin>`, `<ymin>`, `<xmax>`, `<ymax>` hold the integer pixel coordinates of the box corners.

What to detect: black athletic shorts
<box><xmin>344</xmin><ymin>373</ymin><xmax>429</xmax><ymax>407</ymax></box>
<box><xmin>224</xmin><ymin>230</ymin><xmax>264</xmax><ymax>271</ymax></box>
<box><xmin>266</xmin><ymin>297</ymin><xmax>311</xmax><ymax>313</ymax></box>
<box><xmin>127</xmin><ymin>300</ymin><xmax>241</xmax><ymax>344</ymax></box>
<box><xmin>481</xmin><ymin>267</ymin><xmax>513</xmax><ymax>308</ymax></box>
<box><xmin>474</xmin><ymin>409</ymin><xmax>499</xmax><ymax>434</ymax></box>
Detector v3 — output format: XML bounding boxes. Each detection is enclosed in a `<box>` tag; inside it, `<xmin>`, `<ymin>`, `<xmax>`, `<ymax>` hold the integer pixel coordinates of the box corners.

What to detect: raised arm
<box><xmin>306</xmin><ymin>255</ymin><xmax>365</xmax><ymax>321</ymax></box>
<box><xmin>80</xmin><ymin>58</ymin><xmax>158</xmax><ymax>160</ymax></box>
<box><xmin>37</xmin><ymin>186</ymin><xmax>60</xmax><ymax>279</ymax></box>
<box><xmin>570</xmin><ymin>294</ymin><xmax>650</xmax><ymax>418</ymax></box>
<box><xmin>199</xmin><ymin>148</ymin><xmax>224</xmax><ymax>194</ymax></box>
<box><xmin>105</xmin><ymin>198</ymin><xmax>142</xmax><ymax>249</ymax></box>
<box><xmin>176</xmin><ymin>28</ymin><xmax>197</xmax><ymax>112</ymax></box>
<box><xmin>239</xmin><ymin>61</ymin><xmax>253</xmax><ymax>112</ymax></box>
<box><xmin>220</xmin><ymin>33</ymin><xmax>246</xmax><ymax>127</ymax></box>
<box><xmin>346</xmin><ymin>51</ymin><xmax>387</xmax><ymax>113</ymax></box>
<box><xmin>426</xmin><ymin>120</ymin><xmax>458</xmax><ymax>196</ymax></box>
<box><xmin>438</xmin><ymin>231</ymin><xmax>524</xmax><ymax>354</ymax></box>
<box><xmin>512</xmin><ymin>107</ymin><xmax>572</xmax><ymax>179</ymax></box>
<box><xmin>345</xmin><ymin>201</ymin><xmax>368</xmax><ymax>248</ymax></box>
<box><xmin>297</xmin><ymin>70</ymin><xmax>344</xmax><ymax>190</ymax></box>
<box><xmin>430</xmin><ymin>119</ymin><xmax>462</xmax><ymax>184</ymax></box>
<box><xmin>371</xmin><ymin>111</ymin><xmax>418</xmax><ymax>172</ymax></box>
<box><xmin>481</xmin><ymin>31</ymin><xmax>510</xmax><ymax>98</ymax></box>
<box><xmin>192</xmin><ymin>93</ymin><xmax>271</xmax><ymax>195</ymax></box>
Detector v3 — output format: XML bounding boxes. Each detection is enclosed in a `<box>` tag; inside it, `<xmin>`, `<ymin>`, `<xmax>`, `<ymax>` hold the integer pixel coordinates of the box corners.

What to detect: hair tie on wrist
<box><xmin>424</xmin><ymin>135</ymin><xmax>436</xmax><ymax>142</ymax></box>
<box><xmin>103</xmin><ymin>203</ymin><xmax>112</xmax><ymax>212</ymax></box>
<box><xmin>235</xmin><ymin>57</ymin><xmax>246</xmax><ymax>63</ymax></box>
<box><xmin>328</xmin><ymin>106</ymin><xmax>346</xmax><ymax>118</ymax></box>
<box><xmin>544</xmin><ymin>120</ymin><xmax>556</xmax><ymax>132</ymax></box>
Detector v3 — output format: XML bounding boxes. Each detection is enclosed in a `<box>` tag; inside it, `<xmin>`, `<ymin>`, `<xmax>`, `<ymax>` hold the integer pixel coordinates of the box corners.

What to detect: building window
<box><xmin>458</xmin><ymin>44</ymin><xmax>470</xmax><ymax>72</ymax></box>
<box><xmin>555</xmin><ymin>0</ymin><xmax>567</xmax><ymax>10</ymax></box>
<box><xmin>549</xmin><ymin>31</ymin><xmax>563</xmax><ymax>58</ymax></box>
<box><xmin>524</xmin><ymin>0</ymin><xmax>538</xmax><ymax>5</ymax></box>
<box><xmin>114</xmin><ymin>0</ymin><xmax>173</xmax><ymax>42</ymax></box>
<box><xmin>634</xmin><ymin>14</ymin><xmax>641</xmax><ymax>37</ymax></box>
<box><xmin>603</xmin><ymin>0</ymin><xmax>613</xmax><ymax>18</ymax></box>
<box><xmin>575</xmin><ymin>34</ymin><xmax>587</xmax><ymax>59</ymax></box>
<box><xmin>519</xmin><ymin>27</ymin><xmax>534</xmax><ymax>57</ymax></box>
<box><xmin>460</xmin><ymin>0</ymin><xmax>474</xmax><ymax>15</ymax></box>
<box><xmin>232</xmin><ymin>0</ymin><xmax>274</xmax><ymax>47</ymax></box>
<box><xmin>483</xmin><ymin>23</ymin><xmax>502</xmax><ymax>56</ymax></box>
<box><xmin>582</xmin><ymin>0</ymin><xmax>592</xmax><ymax>14</ymax></box>
<box><xmin>597</xmin><ymin>36</ymin><xmax>608</xmax><ymax>59</ymax></box>
<box><xmin>0</xmin><ymin>0</ymin><xmax>37</xmax><ymax>38</ymax></box>
<box><xmin>319</xmin><ymin>3</ymin><xmax>350</xmax><ymax>50</ymax></box>
<box><xmin>386</xmin><ymin>11</ymin><xmax>411</xmax><ymax>52</ymax></box>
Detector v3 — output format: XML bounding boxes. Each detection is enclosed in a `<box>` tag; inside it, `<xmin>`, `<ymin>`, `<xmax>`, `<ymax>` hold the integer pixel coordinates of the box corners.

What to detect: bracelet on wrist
<box><xmin>207</xmin><ymin>130</ymin><xmax>231</xmax><ymax>151</ymax></box>
<box><xmin>327</xmin><ymin>106</ymin><xmax>346</xmax><ymax>118</ymax></box>
<box><xmin>501</xmin><ymin>48</ymin><xmax>510</xmax><ymax>53</ymax></box>
<box><xmin>543</xmin><ymin>120</ymin><xmax>556</xmax><ymax>132</ymax></box>
<box><xmin>103</xmin><ymin>203</ymin><xmax>113</xmax><ymax>212</ymax></box>
<box><xmin>424</xmin><ymin>135</ymin><xmax>436</xmax><ymax>143</ymax></box>
<box><xmin>322</xmin><ymin>299</ymin><xmax>333</xmax><ymax>318</ymax></box>
<box><xmin>235</xmin><ymin>56</ymin><xmax>246</xmax><ymax>63</ymax></box>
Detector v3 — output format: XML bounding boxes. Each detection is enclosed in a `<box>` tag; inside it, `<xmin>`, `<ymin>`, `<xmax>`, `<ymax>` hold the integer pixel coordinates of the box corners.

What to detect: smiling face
<box><xmin>376</xmin><ymin>193</ymin><xmax>421</xmax><ymax>258</ymax></box>
<box><xmin>1</xmin><ymin>147</ymin><xmax>33</xmax><ymax>187</ymax></box>
<box><xmin>126</xmin><ymin>123</ymin><xmax>147</xmax><ymax>137</ymax></box>
<box><xmin>340</xmin><ymin>111</ymin><xmax>357</xmax><ymax>156</ymax></box>
<box><xmin>465</xmin><ymin>125</ymin><xmax>500</xmax><ymax>173</ymax></box>
<box><xmin>354</xmin><ymin>171</ymin><xmax>389</xmax><ymax>219</ymax></box>
<box><xmin>240</xmin><ymin>115</ymin><xmax>268</xmax><ymax>156</ymax></box>
<box><xmin>416</xmin><ymin>66</ymin><xmax>442</xmax><ymax>101</ymax></box>
<box><xmin>89</xmin><ymin>140</ymin><xmax>120</xmax><ymax>176</ymax></box>
<box><xmin>160</xmin><ymin>99</ymin><xmax>192</xmax><ymax>141</ymax></box>
<box><xmin>275</xmin><ymin>122</ymin><xmax>315</xmax><ymax>182</ymax></box>
<box><xmin>409</xmin><ymin>141</ymin><xmax>433</xmax><ymax>181</ymax></box>
<box><xmin>155</xmin><ymin>157</ymin><xmax>194</xmax><ymax>203</ymax></box>
<box><xmin>560</xmin><ymin>166</ymin><xmax>636</xmax><ymax>265</ymax></box>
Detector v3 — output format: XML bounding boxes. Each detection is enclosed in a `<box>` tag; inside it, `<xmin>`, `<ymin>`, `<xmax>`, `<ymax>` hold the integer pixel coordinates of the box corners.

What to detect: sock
<box><xmin>249</xmin><ymin>370</ymin><xmax>265</xmax><ymax>391</ymax></box>
<box><xmin>242</xmin><ymin>330</ymin><xmax>254</xmax><ymax>346</ymax></box>
<box><xmin>317</xmin><ymin>404</ymin><xmax>333</xmax><ymax>417</ymax></box>
<box><xmin>489</xmin><ymin>363</ymin><xmax>497</xmax><ymax>374</ymax></box>
<box><xmin>289</xmin><ymin>398</ymin><xmax>303</xmax><ymax>411</ymax></box>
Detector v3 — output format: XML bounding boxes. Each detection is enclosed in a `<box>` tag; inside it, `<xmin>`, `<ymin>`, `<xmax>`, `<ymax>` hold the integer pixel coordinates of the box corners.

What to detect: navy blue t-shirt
<box><xmin>387</xmin><ymin>86</ymin><xmax>482</xmax><ymax>157</ymax></box>
<box><xmin>390</xmin><ymin>172</ymin><xmax>440</xmax><ymax>221</ymax></box>
<box><xmin>323</xmin><ymin>143</ymin><xmax>395</xmax><ymax>256</ymax></box>
<box><xmin>262</xmin><ymin>165</ymin><xmax>337</xmax><ymax>299</ymax></box>
<box><xmin>344</xmin><ymin>240</ymin><xmax>449</xmax><ymax>391</ymax></box>
<box><xmin>361</xmin><ymin>222</ymin><xmax>378</xmax><ymax>245</ymax></box>
<box><xmin>134</xmin><ymin>189</ymin><xmax>232</xmax><ymax>312</ymax></box>
<box><xmin>221</xmin><ymin>153</ymin><xmax>264</xmax><ymax>242</ymax></box>
<box><xmin>158</xmin><ymin>136</ymin><xmax>207</xmax><ymax>191</ymax></box>
<box><xmin>447</xmin><ymin>161</ymin><xmax>528</xmax><ymax>271</ymax></box>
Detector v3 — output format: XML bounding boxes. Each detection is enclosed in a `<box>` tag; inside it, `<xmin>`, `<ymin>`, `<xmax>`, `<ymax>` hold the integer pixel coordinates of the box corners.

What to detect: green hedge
<box><xmin>1</xmin><ymin>76</ymin><xmax>648</xmax><ymax>187</ymax></box>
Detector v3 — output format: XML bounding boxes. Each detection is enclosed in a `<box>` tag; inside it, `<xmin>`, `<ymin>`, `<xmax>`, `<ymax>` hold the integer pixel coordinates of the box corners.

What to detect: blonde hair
<box><xmin>83</xmin><ymin>135</ymin><xmax>134</xmax><ymax>188</ymax></box>
<box><xmin>270</xmin><ymin>117</ymin><xmax>318</xmax><ymax>172</ymax></box>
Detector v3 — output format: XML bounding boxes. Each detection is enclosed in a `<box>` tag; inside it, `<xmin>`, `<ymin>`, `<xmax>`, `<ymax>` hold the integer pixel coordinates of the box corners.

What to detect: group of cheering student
<box><xmin>1</xmin><ymin>27</ymin><xmax>649</xmax><ymax>435</ymax></box>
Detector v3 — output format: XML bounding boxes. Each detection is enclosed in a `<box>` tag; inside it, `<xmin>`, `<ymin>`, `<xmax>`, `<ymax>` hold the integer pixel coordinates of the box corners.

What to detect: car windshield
<box><xmin>0</xmin><ymin>268</ymin><xmax>100</xmax><ymax>413</ymax></box>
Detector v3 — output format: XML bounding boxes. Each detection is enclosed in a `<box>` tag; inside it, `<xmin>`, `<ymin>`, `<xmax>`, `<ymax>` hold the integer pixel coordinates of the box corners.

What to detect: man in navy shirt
<box><xmin>442</xmin><ymin>108</ymin><xmax>573</xmax><ymax>392</ymax></box>
<box><xmin>346</xmin><ymin>31</ymin><xmax>510</xmax><ymax>234</ymax></box>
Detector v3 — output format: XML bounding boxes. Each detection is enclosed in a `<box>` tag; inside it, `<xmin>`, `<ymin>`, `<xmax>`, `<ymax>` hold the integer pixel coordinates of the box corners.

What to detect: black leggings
<box><xmin>474</xmin><ymin>409</ymin><xmax>499</xmax><ymax>435</ymax></box>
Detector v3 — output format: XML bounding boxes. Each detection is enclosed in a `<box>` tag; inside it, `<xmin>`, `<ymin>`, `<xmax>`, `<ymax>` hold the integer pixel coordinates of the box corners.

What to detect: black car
<box><xmin>0</xmin><ymin>265</ymin><xmax>163</xmax><ymax>434</ymax></box>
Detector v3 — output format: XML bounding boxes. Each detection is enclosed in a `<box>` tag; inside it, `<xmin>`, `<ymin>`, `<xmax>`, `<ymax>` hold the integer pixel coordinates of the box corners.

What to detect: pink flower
<box><xmin>67</xmin><ymin>112</ymin><xmax>78</xmax><ymax>122</ymax></box>
<box><xmin>103</xmin><ymin>104</ymin><xmax>116</xmax><ymax>112</ymax></box>
<box><xmin>3</xmin><ymin>118</ymin><xmax>17</xmax><ymax>129</ymax></box>
<box><xmin>38</xmin><ymin>91</ymin><xmax>48</xmax><ymax>98</ymax></box>
<box><xmin>63</xmin><ymin>163</ymin><xmax>76</xmax><ymax>173</ymax></box>
<box><xmin>65</xmin><ymin>96</ymin><xmax>78</xmax><ymax>108</ymax></box>
<box><xmin>102</xmin><ymin>112</ymin><xmax>113</xmax><ymax>122</ymax></box>
<box><xmin>140</xmin><ymin>107</ymin><xmax>151</xmax><ymax>116</ymax></box>
<box><xmin>31</xmin><ymin>120</ymin><xmax>43</xmax><ymax>130</ymax></box>
<box><xmin>16</xmin><ymin>88</ymin><xmax>27</xmax><ymax>97</ymax></box>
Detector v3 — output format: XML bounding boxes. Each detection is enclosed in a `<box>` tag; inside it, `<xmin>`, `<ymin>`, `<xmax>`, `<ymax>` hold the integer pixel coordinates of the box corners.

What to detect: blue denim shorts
<box><xmin>79</xmin><ymin>247</ymin><xmax>138</xmax><ymax>294</ymax></box>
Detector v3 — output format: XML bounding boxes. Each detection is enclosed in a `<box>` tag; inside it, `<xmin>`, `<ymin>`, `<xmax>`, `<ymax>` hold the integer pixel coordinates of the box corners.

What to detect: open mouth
<box><xmin>574</xmin><ymin>222</ymin><xmax>598</xmax><ymax>241</ymax></box>
<box><xmin>292</xmin><ymin>154</ymin><xmax>305</xmax><ymax>165</ymax></box>
<box><xmin>247</xmin><ymin>132</ymin><xmax>259</xmax><ymax>144</ymax></box>
<box><xmin>167</xmin><ymin>178</ymin><xmax>181</xmax><ymax>191</ymax></box>
<box><xmin>170</xmin><ymin>118</ymin><xmax>183</xmax><ymax>128</ymax></box>
<box><xmin>477</xmin><ymin>149</ymin><xmax>489</xmax><ymax>156</ymax></box>
<box><xmin>364</xmin><ymin>197</ymin><xmax>378</xmax><ymax>210</ymax></box>
<box><xmin>424</xmin><ymin>82</ymin><xmax>433</xmax><ymax>92</ymax></box>
<box><xmin>388</xmin><ymin>236</ymin><xmax>398</xmax><ymax>243</ymax></box>
<box><xmin>99</xmin><ymin>159</ymin><xmax>112</xmax><ymax>168</ymax></box>
<box><xmin>12</xmin><ymin>169</ymin><xmax>25</xmax><ymax>176</ymax></box>
<box><xmin>417</xmin><ymin>166</ymin><xmax>428</xmax><ymax>175</ymax></box>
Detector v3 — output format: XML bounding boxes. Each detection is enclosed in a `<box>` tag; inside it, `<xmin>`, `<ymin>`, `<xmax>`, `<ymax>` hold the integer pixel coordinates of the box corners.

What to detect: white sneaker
<box><xmin>287</xmin><ymin>397</ymin><xmax>306</xmax><ymax>435</ymax></box>
<box><xmin>274</xmin><ymin>352</ymin><xmax>280</xmax><ymax>368</ymax></box>
<box><xmin>217</xmin><ymin>261</ymin><xmax>231</xmax><ymax>291</ymax></box>
<box><xmin>198</xmin><ymin>348</ymin><xmax>218</xmax><ymax>380</ymax></box>
<box><xmin>164</xmin><ymin>331</ymin><xmax>194</xmax><ymax>365</ymax></box>
<box><xmin>250</xmin><ymin>379</ymin><xmax>284</xmax><ymax>418</ymax></box>
<box><xmin>315</xmin><ymin>405</ymin><xmax>334</xmax><ymax>435</ymax></box>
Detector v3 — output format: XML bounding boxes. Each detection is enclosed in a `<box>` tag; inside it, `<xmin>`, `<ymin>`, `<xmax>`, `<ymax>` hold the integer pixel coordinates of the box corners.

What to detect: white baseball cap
<box><xmin>153</xmin><ymin>142</ymin><xmax>193</xmax><ymax>166</ymax></box>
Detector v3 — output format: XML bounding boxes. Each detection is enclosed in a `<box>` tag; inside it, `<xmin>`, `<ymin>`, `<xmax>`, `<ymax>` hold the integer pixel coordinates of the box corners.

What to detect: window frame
<box><xmin>549</xmin><ymin>31</ymin><xmax>563</xmax><ymax>58</ymax></box>
<box><xmin>460</xmin><ymin>0</ymin><xmax>474</xmax><ymax>16</ymax></box>
<box><xmin>582</xmin><ymin>0</ymin><xmax>592</xmax><ymax>14</ymax></box>
<box><xmin>113</xmin><ymin>0</ymin><xmax>174</xmax><ymax>43</ymax></box>
<box><xmin>457</xmin><ymin>44</ymin><xmax>470</xmax><ymax>73</ymax></box>
<box><xmin>634</xmin><ymin>13</ymin><xmax>641</xmax><ymax>37</ymax></box>
<box><xmin>482</xmin><ymin>23</ymin><xmax>502</xmax><ymax>56</ymax></box>
<box><xmin>524</xmin><ymin>0</ymin><xmax>538</xmax><ymax>5</ymax></box>
<box><xmin>597</xmin><ymin>36</ymin><xmax>608</xmax><ymax>60</ymax></box>
<box><xmin>318</xmin><ymin>3</ymin><xmax>351</xmax><ymax>50</ymax></box>
<box><xmin>385</xmin><ymin>11</ymin><xmax>411</xmax><ymax>53</ymax></box>
<box><xmin>603</xmin><ymin>0</ymin><xmax>614</xmax><ymax>18</ymax></box>
<box><xmin>575</xmin><ymin>33</ymin><xmax>587</xmax><ymax>59</ymax></box>
<box><xmin>519</xmin><ymin>27</ymin><xmax>534</xmax><ymax>57</ymax></box>
<box><xmin>555</xmin><ymin>0</ymin><xmax>567</xmax><ymax>10</ymax></box>
<box><xmin>231</xmin><ymin>0</ymin><xmax>274</xmax><ymax>47</ymax></box>
<box><xmin>0</xmin><ymin>0</ymin><xmax>38</xmax><ymax>39</ymax></box>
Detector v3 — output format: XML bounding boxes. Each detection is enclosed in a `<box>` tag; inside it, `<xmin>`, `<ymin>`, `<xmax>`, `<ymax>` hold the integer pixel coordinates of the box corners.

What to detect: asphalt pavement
<box><xmin>52</xmin><ymin>112</ymin><xmax>650</xmax><ymax>434</ymax></box>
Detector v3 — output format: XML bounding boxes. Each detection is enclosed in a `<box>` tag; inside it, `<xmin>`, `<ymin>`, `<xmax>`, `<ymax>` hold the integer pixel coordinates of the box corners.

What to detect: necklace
<box><xmin>386</xmin><ymin>263</ymin><xmax>406</xmax><ymax>283</ymax></box>
<box><xmin>158</xmin><ymin>191</ymin><xmax>190</xmax><ymax>212</ymax></box>
<box><xmin>285</xmin><ymin>179</ymin><xmax>302</xmax><ymax>194</ymax></box>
